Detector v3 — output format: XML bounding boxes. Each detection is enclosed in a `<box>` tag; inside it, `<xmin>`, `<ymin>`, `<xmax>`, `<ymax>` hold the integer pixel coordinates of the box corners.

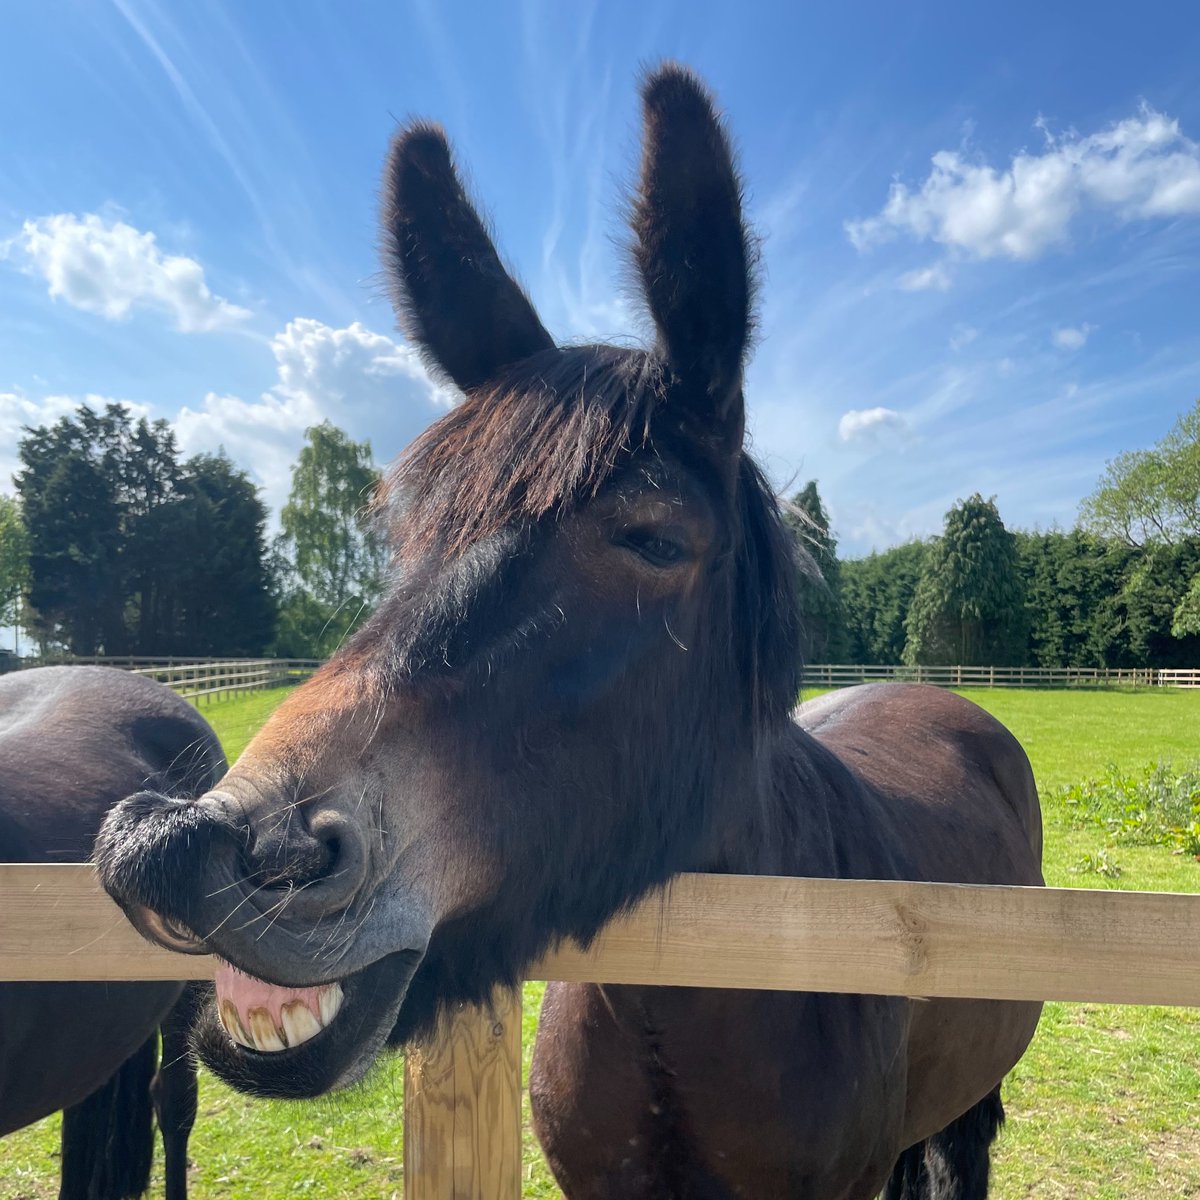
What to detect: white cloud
<box><xmin>270</xmin><ymin>318</ymin><xmax>455</xmax><ymax>414</ymax></box>
<box><xmin>1052</xmin><ymin>323</ymin><xmax>1095</xmax><ymax>350</ymax></box>
<box><xmin>0</xmin><ymin>391</ymin><xmax>150</xmax><ymax>490</ymax></box>
<box><xmin>897</xmin><ymin>262</ymin><xmax>952</xmax><ymax>292</ymax></box>
<box><xmin>838</xmin><ymin>406</ymin><xmax>912</xmax><ymax>447</ymax></box>
<box><xmin>846</xmin><ymin>104</ymin><xmax>1200</xmax><ymax>261</ymax></box>
<box><xmin>175</xmin><ymin>318</ymin><xmax>453</xmax><ymax>514</ymax></box>
<box><xmin>14</xmin><ymin>213</ymin><xmax>250</xmax><ymax>332</ymax></box>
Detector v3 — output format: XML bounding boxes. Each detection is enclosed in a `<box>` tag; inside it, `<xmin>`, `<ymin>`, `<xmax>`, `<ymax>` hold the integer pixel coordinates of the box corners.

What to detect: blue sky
<box><xmin>2</xmin><ymin>0</ymin><xmax>1199</xmax><ymax>555</ymax></box>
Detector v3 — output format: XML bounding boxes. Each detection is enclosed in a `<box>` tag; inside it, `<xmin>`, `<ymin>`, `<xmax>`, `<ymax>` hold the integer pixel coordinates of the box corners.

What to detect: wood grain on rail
<box><xmin>0</xmin><ymin>863</ymin><xmax>214</xmax><ymax>981</ymax></box>
<box><xmin>2</xmin><ymin>865</ymin><xmax>1199</xmax><ymax>1006</ymax></box>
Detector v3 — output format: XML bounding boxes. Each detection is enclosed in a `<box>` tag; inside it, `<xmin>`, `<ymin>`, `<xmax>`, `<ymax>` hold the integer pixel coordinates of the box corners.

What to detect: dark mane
<box><xmin>379</xmin><ymin>345</ymin><xmax>664</xmax><ymax>560</ymax></box>
<box><xmin>734</xmin><ymin>453</ymin><xmax>805</xmax><ymax>726</ymax></box>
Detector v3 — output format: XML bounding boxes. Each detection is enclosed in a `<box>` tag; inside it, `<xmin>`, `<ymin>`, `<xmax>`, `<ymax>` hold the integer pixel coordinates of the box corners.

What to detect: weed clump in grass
<box><xmin>1057</xmin><ymin>762</ymin><xmax>1200</xmax><ymax>859</ymax></box>
<box><xmin>1070</xmin><ymin>848</ymin><xmax>1123</xmax><ymax>879</ymax></box>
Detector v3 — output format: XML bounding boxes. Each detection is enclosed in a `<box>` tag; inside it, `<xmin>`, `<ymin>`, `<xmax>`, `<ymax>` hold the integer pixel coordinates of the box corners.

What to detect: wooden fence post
<box><xmin>404</xmin><ymin>989</ymin><xmax>523</xmax><ymax>1200</ymax></box>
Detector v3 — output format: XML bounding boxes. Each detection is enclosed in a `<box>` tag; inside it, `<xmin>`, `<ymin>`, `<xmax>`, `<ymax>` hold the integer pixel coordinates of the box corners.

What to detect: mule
<box><xmin>96</xmin><ymin>65</ymin><xmax>1043</xmax><ymax>1198</ymax></box>
<box><xmin>2</xmin><ymin>666</ymin><xmax>224</xmax><ymax>1200</ymax></box>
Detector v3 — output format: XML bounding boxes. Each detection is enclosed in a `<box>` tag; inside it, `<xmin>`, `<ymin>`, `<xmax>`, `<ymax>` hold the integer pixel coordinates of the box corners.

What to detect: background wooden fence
<box><xmin>6</xmin><ymin>656</ymin><xmax>1200</xmax><ymax>694</ymax></box>
<box><xmin>4</xmin><ymin>656</ymin><xmax>323</xmax><ymax>701</ymax></box>
<box><xmin>799</xmin><ymin>663</ymin><xmax>1200</xmax><ymax>689</ymax></box>
<box><xmin>127</xmin><ymin>658</ymin><xmax>323</xmax><ymax>702</ymax></box>
<box><xmin>3</xmin><ymin>864</ymin><xmax>1199</xmax><ymax>1199</ymax></box>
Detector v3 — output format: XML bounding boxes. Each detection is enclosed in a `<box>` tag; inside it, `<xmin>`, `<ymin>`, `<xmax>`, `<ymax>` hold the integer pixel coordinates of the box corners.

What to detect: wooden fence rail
<box><xmin>3</xmin><ymin>864</ymin><xmax>1200</xmax><ymax>1198</ymax></box>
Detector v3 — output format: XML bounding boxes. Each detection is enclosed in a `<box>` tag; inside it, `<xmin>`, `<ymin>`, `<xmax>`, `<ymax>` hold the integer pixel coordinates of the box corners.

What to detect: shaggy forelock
<box><xmin>377</xmin><ymin>344</ymin><xmax>665</xmax><ymax>561</ymax></box>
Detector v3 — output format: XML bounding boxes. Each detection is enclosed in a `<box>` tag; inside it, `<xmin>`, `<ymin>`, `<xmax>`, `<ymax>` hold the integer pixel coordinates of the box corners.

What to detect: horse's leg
<box><xmin>151</xmin><ymin>985</ymin><xmax>201</xmax><ymax>1200</ymax></box>
<box><xmin>59</xmin><ymin>1035</ymin><xmax>157</xmax><ymax>1200</ymax></box>
<box><xmin>531</xmin><ymin>983</ymin><xmax>667</xmax><ymax>1199</ymax></box>
<box><xmin>881</xmin><ymin>1142</ymin><xmax>928</xmax><ymax>1200</ymax></box>
<box><xmin>919</xmin><ymin>1086</ymin><xmax>1006</xmax><ymax>1200</ymax></box>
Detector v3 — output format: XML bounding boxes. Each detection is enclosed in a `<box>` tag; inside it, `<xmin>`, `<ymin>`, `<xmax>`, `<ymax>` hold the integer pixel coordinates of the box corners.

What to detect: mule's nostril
<box><xmin>248</xmin><ymin>817</ymin><xmax>336</xmax><ymax>891</ymax></box>
<box><xmin>299</xmin><ymin>811</ymin><xmax>369</xmax><ymax>911</ymax></box>
<box><xmin>244</xmin><ymin>808</ymin><xmax>368</xmax><ymax>913</ymax></box>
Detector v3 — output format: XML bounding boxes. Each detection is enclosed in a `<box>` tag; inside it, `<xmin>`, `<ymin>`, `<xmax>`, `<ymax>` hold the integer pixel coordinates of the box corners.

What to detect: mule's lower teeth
<box><xmin>218</xmin><ymin>999</ymin><xmax>251</xmax><ymax>1048</ymax></box>
<box><xmin>214</xmin><ymin>979</ymin><xmax>344</xmax><ymax>1053</ymax></box>
<box><xmin>248</xmin><ymin>1008</ymin><xmax>286</xmax><ymax>1052</ymax></box>
<box><xmin>281</xmin><ymin>1000</ymin><xmax>323</xmax><ymax>1047</ymax></box>
<box><xmin>319</xmin><ymin>982</ymin><xmax>344</xmax><ymax>1026</ymax></box>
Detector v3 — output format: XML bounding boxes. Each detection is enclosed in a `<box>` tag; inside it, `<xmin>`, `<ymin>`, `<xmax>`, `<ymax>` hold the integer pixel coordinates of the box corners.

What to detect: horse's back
<box><xmin>0</xmin><ymin>665</ymin><xmax>225</xmax><ymax>861</ymax></box>
<box><xmin>796</xmin><ymin>682</ymin><xmax>1042</xmax><ymax>885</ymax></box>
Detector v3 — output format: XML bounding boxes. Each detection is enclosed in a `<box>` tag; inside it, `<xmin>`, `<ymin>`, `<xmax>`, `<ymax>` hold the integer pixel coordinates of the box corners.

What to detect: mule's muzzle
<box><xmin>96</xmin><ymin>787</ymin><xmax>434</xmax><ymax>992</ymax></box>
<box><xmin>95</xmin><ymin>789</ymin><xmax>250</xmax><ymax>942</ymax></box>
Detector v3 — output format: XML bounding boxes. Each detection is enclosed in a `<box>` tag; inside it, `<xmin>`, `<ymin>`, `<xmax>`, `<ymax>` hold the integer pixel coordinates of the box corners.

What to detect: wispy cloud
<box><xmin>108</xmin><ymin>0</ymin><xmax>358</xmax><ymax>324</ymax></box>
<box><xmin>846</xmin><ymin>104</ymin><xmax>1200</xmax><ymax>261</ymax></box>
<box><xmin>897</xmin><ymin>262</ymin><xmax>952</xmax><ymax>291</ymax></box>
<box><xmin>518</xmin><ymin>0</ymin><xmax>634</xmax><ymax>341</ymax></box>
<box><xmin>111</xmin><ymin>0</ymin><xmax>272</xmax><ymax>231</ymax></box>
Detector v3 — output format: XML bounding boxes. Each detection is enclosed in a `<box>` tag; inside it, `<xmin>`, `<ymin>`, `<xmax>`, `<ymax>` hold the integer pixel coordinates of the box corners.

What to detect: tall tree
<box><xmin>1081</xmin><ymin>399</ymin><xmax>1200</xmax><ymax>643</ymax></box>
<box><xmin>274</xmin><ymin>422</ymin><xmax>387</xmax><ymax>657</ymax></box>
<box><xmin>1172</xmin><ymin>572</ymin><xmax>1200</xmax><ymax>639</ymax></box>
<box><xmin>165</xmin><ymin>453</ymin><xmax>277</xmax><ymax>656</ymax></box>
<box><xmin>1119</xmin><ymin>541</ymin><xmax>1200</xmax><ymax>668</ymax></box>
<box><xmin>0</xmin><ymin>496</ymin><xmax>30</xmax><ymax>654</ymax></box>
<box><xmin>1014</xmin><ymin>530</ymin><xmax>1132</xmax><ymax>668</ymax></box>
<box><xmin>903</xmin><ymin>494</ymin><xmax>1026</xmax><ymax>666</ymax></box>
<box><xmin>840</xmin><ymin>541</ymin><xmax>931</xmax><ymax>664</ymax></box>
<box><xmin>783</xmin><ymin>481</ymin><xmax>846</xmax><ymax>663</ymax></box>
<box><xmin>1080</xmin><ymin>399</ymin><xmax>1200</xmax><ymax>548</ymax></box>
<box><xmin>17</xmin><ymin>406</ymin><xmax>128</xmax><ymax>653</ymax></box>
<box><xmin>17</xmin><ymin>404</ymin><xmax>275</xmax><ymax>656</ymax></box>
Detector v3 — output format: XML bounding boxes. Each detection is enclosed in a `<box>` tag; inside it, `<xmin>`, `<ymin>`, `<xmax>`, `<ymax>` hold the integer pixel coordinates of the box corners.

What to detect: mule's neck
<box><xmin>701</xmin><ymin>718</ymin><xmax>905</xmax><ymax>882</ymax></box>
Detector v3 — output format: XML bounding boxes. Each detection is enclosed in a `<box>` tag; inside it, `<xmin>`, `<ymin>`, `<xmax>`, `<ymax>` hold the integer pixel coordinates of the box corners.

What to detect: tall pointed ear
<box><xmin>382</xmin><ymin>123</ymin><xmax>554</xmax><ymax>393</ymax></box>
<box><xmin>632</xmin><ymin>65</ymin><xmax>754</xmax><ymax>432</ymax></box>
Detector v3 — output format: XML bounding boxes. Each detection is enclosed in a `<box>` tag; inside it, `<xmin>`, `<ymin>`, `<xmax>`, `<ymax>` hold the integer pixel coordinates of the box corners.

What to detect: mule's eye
<box><xmin>619</xmin><ymin>528</ymin><xmax>687</xmax><ymax>568</ymax></box>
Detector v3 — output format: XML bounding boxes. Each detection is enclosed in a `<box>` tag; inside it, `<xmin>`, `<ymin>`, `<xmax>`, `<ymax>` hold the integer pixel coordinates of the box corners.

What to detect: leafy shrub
<box><xmin>1057</xmin><ymin>762</ymin><xmax>1200</xmax><ymax>858</ymax></box>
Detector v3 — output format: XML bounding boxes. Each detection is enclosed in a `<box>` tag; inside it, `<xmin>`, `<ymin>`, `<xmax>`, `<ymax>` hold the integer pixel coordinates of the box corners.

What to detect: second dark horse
<box><xmin>1</xmin><ymin>666</ymin><xmax>224</xmax><ymax>1200</ymax></box>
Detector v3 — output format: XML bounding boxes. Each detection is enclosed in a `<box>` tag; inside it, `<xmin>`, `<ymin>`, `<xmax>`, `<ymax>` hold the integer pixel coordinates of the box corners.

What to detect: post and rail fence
<box><xmin>799</xmin><ymin>662</ymin><xmax>1200</xmax><ymax>689</ymax></box>
<box><xmin>2</xmin><ymin>864</ymin><xmax>1200</xmax><ymax>1199</ymax></box>
<box><xmin>4</xmin><ymin>656</ymin><xmax>1199</xmax><ymax>696</ymax></box>
<box><xmin>3</xmin><ymin>655</ymin><xmax>324</xmax><ymax>701</ymax></box>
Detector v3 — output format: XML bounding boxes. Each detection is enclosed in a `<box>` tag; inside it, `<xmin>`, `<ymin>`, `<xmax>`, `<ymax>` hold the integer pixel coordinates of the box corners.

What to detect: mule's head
<box><xmin>96</xmin><ymin>64</ymin><xmax>801</xmax><ymax>1098</ymax></box>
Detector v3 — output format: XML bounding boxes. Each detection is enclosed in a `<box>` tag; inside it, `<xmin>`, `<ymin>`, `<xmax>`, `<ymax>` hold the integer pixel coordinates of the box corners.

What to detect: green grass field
<box><xmin>4</xmin><ymin>685</ymin><xmax>1199</xmax><ymax>1199</ymax></box>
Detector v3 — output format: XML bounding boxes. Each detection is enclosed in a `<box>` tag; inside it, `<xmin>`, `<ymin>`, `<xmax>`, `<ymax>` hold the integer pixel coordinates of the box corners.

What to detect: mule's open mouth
<box><xmin>191</xmin><ymin>948</ymin><xmax>423</xmax><ymax>1098</ymax></box>
<box><xmin>214</xmin><ymin>959</ymin><xmax>345</xmax><ymax>1053</ymax></box>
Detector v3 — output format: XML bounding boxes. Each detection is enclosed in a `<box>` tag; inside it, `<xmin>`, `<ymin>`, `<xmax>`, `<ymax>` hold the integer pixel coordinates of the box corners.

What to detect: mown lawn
<box><xmin>4</xmin><ymin>685</ymin><xmax>1199</xmax><ymax>1199</ymax></box>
